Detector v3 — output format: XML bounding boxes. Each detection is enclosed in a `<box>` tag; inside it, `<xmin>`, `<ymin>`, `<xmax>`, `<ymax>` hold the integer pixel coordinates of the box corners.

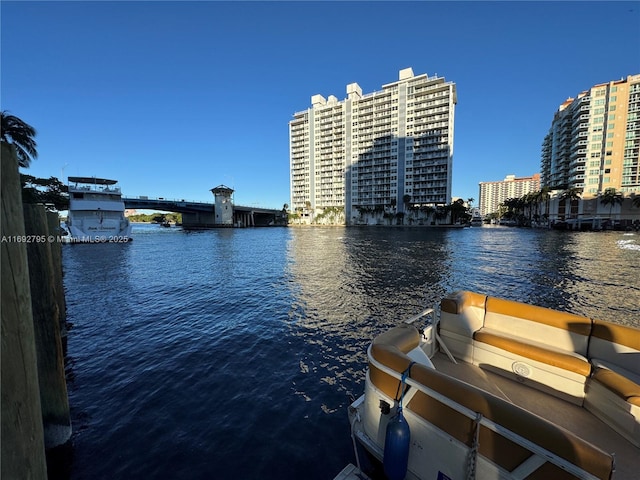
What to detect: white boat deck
<box><xmin>333</xmin><ymin>463</ymin><xmax>368</xmax><ymax>480</ymax></box>
<box><xmin>430</xmin><ymin>351</ymin><xmax>640</xmax><ymax>480</ymax></box>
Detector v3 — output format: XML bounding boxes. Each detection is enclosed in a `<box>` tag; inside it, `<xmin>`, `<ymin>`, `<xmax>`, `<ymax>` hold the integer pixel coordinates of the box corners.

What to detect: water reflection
<box><xmin>286</xmin><ymin>227</ymin><xmax>639</xmax><ymax>337</ymax></box>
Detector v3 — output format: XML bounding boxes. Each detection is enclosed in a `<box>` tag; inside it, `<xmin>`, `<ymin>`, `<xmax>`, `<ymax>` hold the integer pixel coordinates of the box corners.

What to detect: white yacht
<box><xmin>66</xmin><ymin>177</ymin><xmax>132</xmax><ymax>243</ymax></box>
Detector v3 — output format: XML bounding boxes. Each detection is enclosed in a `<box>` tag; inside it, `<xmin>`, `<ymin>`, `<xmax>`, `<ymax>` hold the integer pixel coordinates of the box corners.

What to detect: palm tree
<box><xmin>632</xmin><ymin>194</ymin><xmax>640</xmax><ymax>209</ymax></box>
<box><xmin>539</xmin><ymin>187</ymin><xmax>551</xmax><ymax>223</ymax></box>
<box><xmin>522</xmin><ymin>192</ymin><xmax>536</xmax><ymax>225</ymax></box>
<box><xmin>501</xmin><ymin>197</ymin><xmax>523</xmax><ymax>223</ymax></box>
<box><xmin>450</xmin><ymin>198</ymin><xmax>467</xmax><ymax>224</ymax></box>
<box><xmin>1</xmin><ymin>111</ymin><xmax>38</xmax><ymax>168</ymax></box>
<box><xmin>402</xmin><ymin>194</ymin><xmax>411</xmax><ymax>224</ymax></box>
<box><xmin>559</xmin><ymin>188</ymin><xmax>582</xmax><ymax>219</ymax></box>
<box><xmin>420</xmin><ymin>205</ymin><xmax>435</xmax><ymax>224</ymax></box>
<box><xmin>304</xmin><ymin>200</ymin><xmax>314</xmax><ymax>223</ymax></box>
<box><xmin>600</xmin><ymin>188</ymin><xmax>624</xmax><ymax>220</ymax></box>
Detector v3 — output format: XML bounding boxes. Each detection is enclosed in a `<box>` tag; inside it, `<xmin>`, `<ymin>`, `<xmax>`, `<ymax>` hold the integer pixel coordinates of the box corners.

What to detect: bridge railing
<box><xmin>123</xmin><ymin>196</ymin><xmax>213</xmax><ymax>205</ymax></box>
<box><xmin>124</xmin><ymin>196</ymin><xmax>282</xmax><ymax>210</ymax></box>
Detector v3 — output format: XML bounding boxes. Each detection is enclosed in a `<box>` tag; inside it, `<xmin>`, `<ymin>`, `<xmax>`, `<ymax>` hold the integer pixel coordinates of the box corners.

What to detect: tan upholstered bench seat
<box><xmin>592</xmin><ymin>368</ymin><xmax>640</xmax><ymax>407</ymax></box>
<box><xmin>368</xmin><ymin>324</ymin><xmax>615</xmax><ymax>480</ymax></box>
<box><xmin>473</xmin><ymin>329</ymin><xmax>592</xmax><ymax>377</ymax></box>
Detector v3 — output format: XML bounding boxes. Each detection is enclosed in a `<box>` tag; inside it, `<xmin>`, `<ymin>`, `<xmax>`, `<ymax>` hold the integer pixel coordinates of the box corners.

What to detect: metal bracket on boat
<box><xmin>435</xmin><ymin>329</ymin><xmax>457</xmax><ymax>364</ymax></box>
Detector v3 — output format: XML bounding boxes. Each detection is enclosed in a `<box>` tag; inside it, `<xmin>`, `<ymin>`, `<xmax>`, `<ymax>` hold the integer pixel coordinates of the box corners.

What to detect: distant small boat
<box><xmin>160</xmin><ymin>221</ymin><xmax>171</xmax><ymax>228</ymax></box>
<box><xmin>470</xmin><ymin>215</ymin><xmax>483</xmax><ymax>227</ymax></box>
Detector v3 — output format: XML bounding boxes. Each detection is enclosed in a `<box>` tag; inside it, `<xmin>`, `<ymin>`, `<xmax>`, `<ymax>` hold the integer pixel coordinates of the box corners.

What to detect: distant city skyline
<box><xmin>2</xmin><ymin>2</ymin><xmax>638</xmax><ymax>208</ymax></box>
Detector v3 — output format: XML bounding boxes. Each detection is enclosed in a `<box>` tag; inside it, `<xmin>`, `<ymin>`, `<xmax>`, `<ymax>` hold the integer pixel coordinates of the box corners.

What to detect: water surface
<box><xmin>61</xmin><ymin>225</ymin><xmax>640</xmax><ymax>479</ymax></box>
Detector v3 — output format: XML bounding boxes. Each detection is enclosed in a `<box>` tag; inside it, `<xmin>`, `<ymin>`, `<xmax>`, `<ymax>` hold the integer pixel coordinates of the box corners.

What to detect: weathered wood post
<box><xmin>23</xmin><ymin>202</ymin><xmax>72</xmax><ymax>449</ymax></box>
<box><xmin>46</xmin><ymin>211</ymin><xmax>67</xmax><ymax>349</ymax></box>
<box><xmin>1</xmin><ymin>143</ymin><xmax>48</xmax><ymax>479</ymax></box>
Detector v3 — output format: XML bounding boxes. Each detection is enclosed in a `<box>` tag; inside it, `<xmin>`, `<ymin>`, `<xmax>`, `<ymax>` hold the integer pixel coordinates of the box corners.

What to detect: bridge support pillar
<box><xmin>182</xmin><ymin>212</ymin><xmax>216</xmax><ymax>229</ymax></box>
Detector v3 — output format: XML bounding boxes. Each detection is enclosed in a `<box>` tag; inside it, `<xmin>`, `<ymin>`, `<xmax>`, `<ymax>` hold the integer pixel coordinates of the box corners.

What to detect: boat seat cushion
<box><xmin>406</xmin><ymin>363</ymin><xmax>614</xmax><ymax>480</ymax></box>
<box><xmin>439</xmin><ymin>290</ymin><xmax>486</xmax><ymax>337</ymax></box>
<box><xmin>588</xmin><ymin>320</ymin><xmax>640</xmax><ymax>407</ymax></box>
<box><xmin>369</xmin><ymin>324</ymin><xmax>421</xmax><ymax>399</ymax></box>
<box><xmin>473</xmin><ymin>329</ymin><xmax>592</xmax><ymax>377</ymax></box>
<box><xmin>367</xmin><ymin>322</ymin><xmax>615</xmax><ymax>479</ymax></box>
<box><xmin>588</xmin><ymin>320</ymin><xmax>640</xmax><ymax>375</ymax></box>
<box><xmin>591</xmin><ymin>368</ymin><xmax>640</xmax><ymax>407</ymax></box>
<box><xmin>590</xmin><ymin>359</ymin><xmax>640</xmax><ymax>386</ymax></box>
<box><xmin>483</xmin><ymin>296</ymin><xmax>593</xmax><ymax>356</ymax></box>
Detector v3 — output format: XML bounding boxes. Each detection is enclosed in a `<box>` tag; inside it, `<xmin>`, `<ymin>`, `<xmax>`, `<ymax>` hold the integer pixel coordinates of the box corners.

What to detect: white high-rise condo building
<box><xmin>289</xmin><ymin>68</ymin><xmax>457</xmax><ymax>225</ymax></box>
<box><xmin>478</xmin><ymin>174</ymin><xmax>541</xmax><ymax>218</ymax></box>
<box><xmin>541</xmin><ymin>74</ymin><xmax>640</xmax><ymax>197</ymax></box>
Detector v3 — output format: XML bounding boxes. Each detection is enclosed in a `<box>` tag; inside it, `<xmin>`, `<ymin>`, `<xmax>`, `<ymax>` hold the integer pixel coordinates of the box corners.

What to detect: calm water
<box><xmin>61</xmin><ymin>225</ymin><xmax>640</xmax><ymax>480</ymax></box>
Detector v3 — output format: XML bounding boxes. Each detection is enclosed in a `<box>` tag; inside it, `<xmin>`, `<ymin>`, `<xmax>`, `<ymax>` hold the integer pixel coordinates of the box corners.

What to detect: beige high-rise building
<box><xmin>541</xmin><ymin>74</ymin><xmax>640</xmax><ymax>197</ymax></box>
<box><xmin>478</xmin><ymin>174</ymin><xmax>541</xmax><ymax>217</ymax></box>
<box><xmin>289</xmin><ymin>68</ymin><xmax>456</xmax><ymax>225</ymax></box>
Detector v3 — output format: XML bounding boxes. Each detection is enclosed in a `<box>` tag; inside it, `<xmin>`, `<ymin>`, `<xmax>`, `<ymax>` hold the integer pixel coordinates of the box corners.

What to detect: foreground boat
<box><xmin>65</xmin><ymin>177</ymin><xmax>132</xmax><ymax>243</ymax></box>
<box><xmin>337</xmin><ymin>291</ymin><xmax>640</xmax><ymax>480</ymax></box>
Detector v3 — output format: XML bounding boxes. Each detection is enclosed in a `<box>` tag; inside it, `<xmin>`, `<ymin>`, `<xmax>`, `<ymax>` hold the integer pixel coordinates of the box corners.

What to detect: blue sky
<box><xmin>2</xmin><ymin>1</ymin><xmax>638</xmax><ymax>209</ymax></box>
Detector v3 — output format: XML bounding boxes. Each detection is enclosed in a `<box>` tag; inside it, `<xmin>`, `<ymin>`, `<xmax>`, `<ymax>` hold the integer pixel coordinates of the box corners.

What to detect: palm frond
<box><xmin>1</xmin><ymin>110</ymin><xmax>38</xmax><ymax>168</ymax></box>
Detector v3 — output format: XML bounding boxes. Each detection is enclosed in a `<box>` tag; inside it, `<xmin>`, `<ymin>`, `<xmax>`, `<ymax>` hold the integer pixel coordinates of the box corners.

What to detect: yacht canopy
<box><xmin>68</xmin><ymin>177</ymin><xmax>118</xmax><ymax>185</ymax></box>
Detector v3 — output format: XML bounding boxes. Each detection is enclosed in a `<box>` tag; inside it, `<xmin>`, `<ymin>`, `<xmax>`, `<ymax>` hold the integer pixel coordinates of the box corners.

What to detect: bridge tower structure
<box><xmin>211</xmin><ymin>185</ymin><xmax>234</xmax><ymax>226</ymax></box>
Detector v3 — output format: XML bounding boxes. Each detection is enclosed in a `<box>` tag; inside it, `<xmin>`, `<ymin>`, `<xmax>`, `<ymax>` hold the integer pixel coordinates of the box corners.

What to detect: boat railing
<box><xmin>69</xmin><ymin>185</ymin><xmax>121</xmax><ymax>194</ymax></box>
<box><xmin>366</xmin><ymin>346</ymin><xmax>607</xmax><ymax>480</ymax></box>
<box><xmin>401</xmin><ymin>308</ymin><xmax>434</xmax><ymax>325</ymax></box>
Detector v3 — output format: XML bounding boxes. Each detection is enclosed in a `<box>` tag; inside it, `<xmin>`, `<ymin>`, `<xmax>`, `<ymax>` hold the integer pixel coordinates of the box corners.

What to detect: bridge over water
<box><xmin>122</xmin><ymin>197</ymin><xmax>286</xmax><ymax>228</ymax></box>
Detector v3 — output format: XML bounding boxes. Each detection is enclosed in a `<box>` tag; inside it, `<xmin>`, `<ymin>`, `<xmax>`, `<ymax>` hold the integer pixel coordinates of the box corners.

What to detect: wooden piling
<box><xmin>23</xmin><ymin>203</ymin><xmax>72</xmax><ymax>449</ymax></box>
<box><xmin>46</xmin><ymin>211</ymin><xmax>67</xmax><ymax>349</ymax></box>
<box><xmin>1</xmin><ymin>143</ymin><xmax>48</xmax><ymax>479</ymax></box>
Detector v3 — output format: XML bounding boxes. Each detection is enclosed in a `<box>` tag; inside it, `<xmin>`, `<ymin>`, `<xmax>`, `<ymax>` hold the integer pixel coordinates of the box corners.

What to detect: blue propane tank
<box><xmin>383</xmin><ymin>409</ymin><xmax>411</xmax><ymax>480</ymax></box>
